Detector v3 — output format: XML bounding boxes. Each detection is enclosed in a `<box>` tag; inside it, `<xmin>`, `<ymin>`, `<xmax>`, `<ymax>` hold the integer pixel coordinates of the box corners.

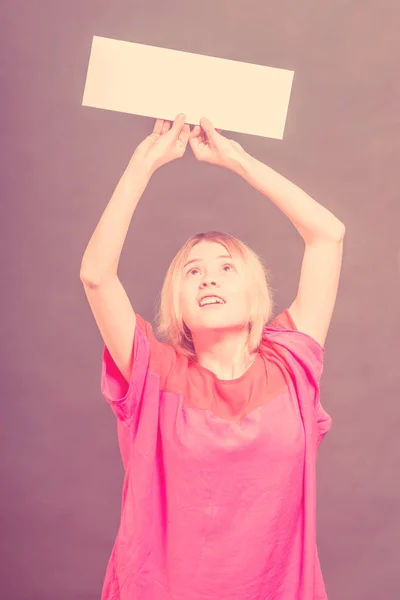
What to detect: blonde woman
<box><xmin>80</xmin><ymin>114</ymin><xmax>345</xmax><ymax>600</ymax></box>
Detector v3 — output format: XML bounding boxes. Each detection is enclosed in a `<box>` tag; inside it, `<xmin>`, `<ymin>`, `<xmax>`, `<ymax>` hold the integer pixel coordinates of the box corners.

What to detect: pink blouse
<box><xmin>100</xmin><ymin>309</ymin><xmax>332</xmax><ymax>599</ymax></box>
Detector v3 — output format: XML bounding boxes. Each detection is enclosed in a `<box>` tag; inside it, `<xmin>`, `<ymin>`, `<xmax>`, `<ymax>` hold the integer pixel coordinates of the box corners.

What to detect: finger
<box><xmin>189</xmin><ymin>137</ymin><xmax>204</xmax><ymax>160</ymax></box>
<box><xmin>189</xmin><ymin>125</ymin><xmax>201</xmax><ymax>139</ymax></box>
<box><xmin>170</xmin><ymin>113</ymin><xmax>187</xmax><ymax>136</ymax></box>
<box><xmin>179</xmin><ymin>123</ymin><xmax>191</xmax><ymax>146</ymax></box>
<box><xmin>200</xmin><ymin>117</ymin><xmax>217</xmax><ymax>140</ymax></box>
<box><xmin>194</xmin><ymin>123</ymin><xmax>207</xmax><ymax>143</ymax></box>
<box><xmin>189</xmin><ymin>135</ymin><xmax>203</xmax><ymax>154</ymax></box>
<box><xmin>153</xmin><ymin>119</ymin><xmax>164</xmax><ymax>135</ymax></box>
<box><xmin>161</xmin><ymin>121</ymin><xmax>171</xmax><ymax>135</ymax></box>
<box><xmin>216</xmin><ymin>129</ymin><xmax>223</xmax><ymax>135</ymax></box>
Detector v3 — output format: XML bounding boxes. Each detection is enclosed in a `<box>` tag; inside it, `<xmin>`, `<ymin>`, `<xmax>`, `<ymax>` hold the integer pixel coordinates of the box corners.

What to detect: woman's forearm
<box><xmin>237</xmin><ymin>153</ymin><xmax>345</xmax><ymax>243</ymax></box>
<box><xmin>80</xmin><ymin>161</ymin><xmax>152</xmax><ymax>285</ymax></box>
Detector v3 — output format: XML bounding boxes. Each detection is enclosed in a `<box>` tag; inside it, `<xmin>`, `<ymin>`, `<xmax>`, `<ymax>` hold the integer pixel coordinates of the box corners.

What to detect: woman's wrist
<box><xmin>125</xmin><ymin>157</ymin><xmax>155</xmax><ymax>182</ymax></box>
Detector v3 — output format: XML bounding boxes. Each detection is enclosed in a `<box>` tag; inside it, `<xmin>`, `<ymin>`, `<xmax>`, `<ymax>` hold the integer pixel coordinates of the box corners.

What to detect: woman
<box><xmin>80</xmin><ymin>114</ymin><xmax>345</xmax><ymax>599</ymax></box>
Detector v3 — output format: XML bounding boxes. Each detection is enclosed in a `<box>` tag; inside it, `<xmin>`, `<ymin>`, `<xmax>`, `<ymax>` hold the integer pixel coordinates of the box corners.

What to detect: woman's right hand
<box><xmin>129</xmin><ymin>114</ymin><xmax>190</xmax><ymax>176</ymax></box>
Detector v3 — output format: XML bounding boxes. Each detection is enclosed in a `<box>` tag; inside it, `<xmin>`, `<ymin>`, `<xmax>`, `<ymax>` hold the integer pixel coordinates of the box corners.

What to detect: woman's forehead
<box><xmin>182</xmin><ymin>242</ymin><xmax>246</xmax><ymax>277</ymax></box>
<box><xmin>186</xmin><ymin>240</ymin><xmax>229</xmax><ymax>259</ymax></box>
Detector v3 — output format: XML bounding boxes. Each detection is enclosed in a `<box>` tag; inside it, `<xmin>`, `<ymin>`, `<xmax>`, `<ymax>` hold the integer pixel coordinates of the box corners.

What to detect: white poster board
<box><xmin>83</xmin><ymin>36</ymin><xmax>294</xmax><ymax>140</ymax></box>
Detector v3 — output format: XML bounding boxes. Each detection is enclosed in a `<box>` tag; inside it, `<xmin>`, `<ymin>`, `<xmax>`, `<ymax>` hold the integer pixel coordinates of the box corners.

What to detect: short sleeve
<box><xmin>101</xmin><ymin>313</ymin><xmax>177</xmax><ymax>423</ymax></box>
<box><xmin>263</xmin><ymin>308</ymin><xmax>331</xmax><ymax>443</ymax></box>
<box><xmin>267</xmin><ymin>308</ymin><xmax>325</xmax><ymax>382</ymax></box>
<box><xmin>315</xmin><ymin>399</ymin><xmax>332</xmax><ymax>449</ymax></box>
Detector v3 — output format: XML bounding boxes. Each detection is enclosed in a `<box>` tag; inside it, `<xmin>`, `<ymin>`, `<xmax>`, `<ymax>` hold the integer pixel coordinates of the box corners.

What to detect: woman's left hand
<box><xmin>189</xmin><ymin>118</ymin><xmax>248</xmax><ymax>173</ymax></box>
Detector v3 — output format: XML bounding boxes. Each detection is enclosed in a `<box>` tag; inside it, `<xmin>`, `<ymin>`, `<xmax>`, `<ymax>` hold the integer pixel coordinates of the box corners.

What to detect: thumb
<box><xmin>170</xmin><ymin>113</ymin><xmax>187</xmax><ymax>136</ymax></box>
<box><xmin>200</xmin><ymin>117</ymin><xmax>217</xmax><ymax>139</ymax></box>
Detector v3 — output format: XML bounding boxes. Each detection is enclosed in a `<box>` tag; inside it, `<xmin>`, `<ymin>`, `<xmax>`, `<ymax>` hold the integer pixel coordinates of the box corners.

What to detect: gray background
<box><xmin>2</xmin><ymin>1</ymin><xmax>400</xmax><ymax>598</ymax></box>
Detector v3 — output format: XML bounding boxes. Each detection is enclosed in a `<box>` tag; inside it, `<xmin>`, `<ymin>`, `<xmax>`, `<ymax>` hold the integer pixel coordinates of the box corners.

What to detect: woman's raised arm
<box><xmin>79</xmin><ymin>114</ymin><xmax>190</xmax><ymax>382</ymax></box>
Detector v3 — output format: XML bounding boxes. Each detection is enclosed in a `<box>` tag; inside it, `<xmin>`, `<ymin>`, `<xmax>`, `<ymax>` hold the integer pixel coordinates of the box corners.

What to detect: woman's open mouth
<box><xmin>198</xmin><ymin>295</ymin><xmax>226</xmax><ymax>307</ymax></box>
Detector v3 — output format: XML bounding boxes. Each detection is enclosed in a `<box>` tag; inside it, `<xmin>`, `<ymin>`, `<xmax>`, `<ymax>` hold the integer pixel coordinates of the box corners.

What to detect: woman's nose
<box><xmin>200</xmin><ymin>276</ymin><xmax>218</xmax><ymax>287</ymax></box>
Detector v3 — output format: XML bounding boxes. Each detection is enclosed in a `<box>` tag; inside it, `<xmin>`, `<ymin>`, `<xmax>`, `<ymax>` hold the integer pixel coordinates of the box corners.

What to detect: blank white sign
<box><xmin>82</xmin><ymin>36</ymin><xmax>294</xmax><ymax>140</ymax></box>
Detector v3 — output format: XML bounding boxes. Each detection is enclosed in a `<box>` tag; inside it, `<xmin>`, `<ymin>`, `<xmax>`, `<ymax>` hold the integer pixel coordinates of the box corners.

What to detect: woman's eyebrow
<box><xmin>183</xmin><ymin>254</ymin><xmax>231</xmax><ymax>269</ymax></box>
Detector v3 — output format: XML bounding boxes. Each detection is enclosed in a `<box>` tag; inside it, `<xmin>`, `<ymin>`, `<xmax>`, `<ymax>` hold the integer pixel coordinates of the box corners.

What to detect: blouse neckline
<box><xmin>191</xmin><ymin>352</ymin><xmax>260</xmax><ymax>385</ymax></box>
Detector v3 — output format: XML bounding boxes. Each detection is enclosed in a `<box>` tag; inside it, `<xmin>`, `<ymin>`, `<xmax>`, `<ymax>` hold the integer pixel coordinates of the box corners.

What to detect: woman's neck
<box><xmin>193</xmin><ymin>329</ymin><xmax>254</xmax><ymax>380</ymax></box>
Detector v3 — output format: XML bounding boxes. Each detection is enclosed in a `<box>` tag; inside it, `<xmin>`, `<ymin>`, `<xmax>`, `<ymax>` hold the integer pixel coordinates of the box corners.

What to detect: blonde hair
<box><xmin>154</xmin><ymin>231</ymin><xmax>275</xmax><ymax>360</ymax></box>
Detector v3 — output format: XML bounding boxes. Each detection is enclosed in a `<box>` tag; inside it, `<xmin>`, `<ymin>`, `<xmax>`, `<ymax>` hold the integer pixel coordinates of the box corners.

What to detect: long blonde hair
<box><xmin>154</xmin><ymin>231</ymin><xmax>275</xmax><ymax>360</ymax></box>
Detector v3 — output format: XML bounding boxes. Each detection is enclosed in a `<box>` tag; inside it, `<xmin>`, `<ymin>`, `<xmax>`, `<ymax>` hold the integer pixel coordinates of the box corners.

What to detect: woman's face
<box><xmin>179</xmin><ymin>241</ymin><xmax>251</xmax><ymax>336</ymax></box>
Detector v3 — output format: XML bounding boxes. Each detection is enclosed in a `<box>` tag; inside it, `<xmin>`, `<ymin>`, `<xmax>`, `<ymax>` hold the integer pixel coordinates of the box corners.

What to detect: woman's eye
<box><xmin>187</xmin><ymin>264</ymin><xmax>234</xmax><ymax>275</ymax></box>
